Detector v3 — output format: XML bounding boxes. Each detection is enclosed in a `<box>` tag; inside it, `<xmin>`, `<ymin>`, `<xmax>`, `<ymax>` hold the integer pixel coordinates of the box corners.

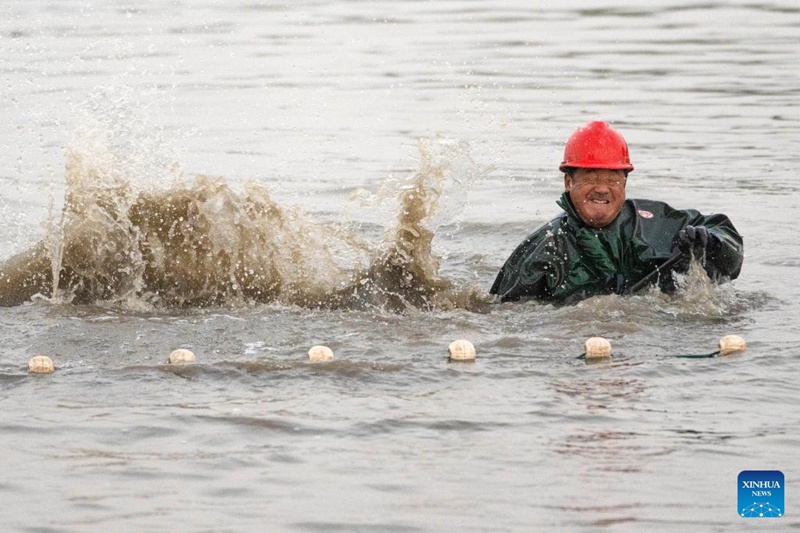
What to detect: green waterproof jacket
<box><xmin>490</xmin><ymin>192</ymin><xmax>744</xmax><ymax>304</ymax></box>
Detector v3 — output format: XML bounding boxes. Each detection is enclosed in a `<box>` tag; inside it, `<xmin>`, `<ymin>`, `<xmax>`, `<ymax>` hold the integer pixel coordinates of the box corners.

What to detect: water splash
<box><xmin>347</xmin><ymin>138</ymin><xmax>491</xmax><ymax>312</ymax></box>
<box><xmin>0</xmin><ymin>99</ymin><xmax>490</xmax><ymax>311</ymax></box>
<box><xmin>563</xmin><ymin>263</ymin><xmax>762</xmax><ymax>334</ymax></box>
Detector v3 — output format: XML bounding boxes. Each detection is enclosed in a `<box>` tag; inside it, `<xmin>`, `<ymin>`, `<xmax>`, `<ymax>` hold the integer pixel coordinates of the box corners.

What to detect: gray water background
<box><xmin>1</xmin><ymin>1</ymin><xmax>799</xmax><ymax>531</ymax></box>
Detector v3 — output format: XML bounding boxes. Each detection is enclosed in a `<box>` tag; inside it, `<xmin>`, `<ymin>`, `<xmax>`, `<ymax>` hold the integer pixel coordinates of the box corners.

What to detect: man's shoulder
<box><xmin>510</xmin><ymin>213</ymin><xmax>570</xmax><ymax>252</ymax></box>
<box><xmin>529</xmin><ymin>213</ymin><xmax>570</xmax><ymax>237</ymax></box>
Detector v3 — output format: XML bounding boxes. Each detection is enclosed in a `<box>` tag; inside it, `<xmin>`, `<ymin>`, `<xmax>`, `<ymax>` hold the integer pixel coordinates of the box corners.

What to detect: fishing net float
<box><xmin>28</xmin><ymin>355</ymin><xmax>55</xmax><ymax>374</ymax></box>
<box><xmin>168</xmin><ymin>348</ymin><xmax>196</xmax><ymax>364</ymax></box>
<box><xmin>584</xmin><ymin>337</ymin><xmax>612</xmax><ymax>360</ymax></box>
<box><xmin>718</xmin><ymin>334</ymin><xmax>747</xmax><ymax>355</ymax></box>
<box><xmin>308</xmin><ymin>345</ymin><xmax>334</xmax><ymax>362</ymax></box>
<box><xmin>448</xmin><ymin>339</ymin><xmax>476</xmax><ymax>362</ymax></box>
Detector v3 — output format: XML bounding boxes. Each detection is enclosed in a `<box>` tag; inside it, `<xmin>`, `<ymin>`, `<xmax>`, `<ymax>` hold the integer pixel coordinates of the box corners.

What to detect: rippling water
<box><xmin>1</xmin><ymin>1</ymin><xmax>799</xmax><ymax>531</ymax></box>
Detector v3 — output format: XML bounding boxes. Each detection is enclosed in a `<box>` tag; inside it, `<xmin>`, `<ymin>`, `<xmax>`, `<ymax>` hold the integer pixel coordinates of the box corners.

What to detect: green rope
<box><xmin>577</xmin><ymin>350</ymin><xmax>721</xmax><ymax>359</ymax></box>
<box><xmin>673</xmin><ymin>350</ymin><xmax>720</xmax><ymax>359</ymax></box>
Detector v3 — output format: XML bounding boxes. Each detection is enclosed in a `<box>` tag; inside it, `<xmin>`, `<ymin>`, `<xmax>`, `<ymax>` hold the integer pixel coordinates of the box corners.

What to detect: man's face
<box><xmin>564</xmin><ymin>168</ymin><xmax>627</xmax><ymax>228</ymax></box>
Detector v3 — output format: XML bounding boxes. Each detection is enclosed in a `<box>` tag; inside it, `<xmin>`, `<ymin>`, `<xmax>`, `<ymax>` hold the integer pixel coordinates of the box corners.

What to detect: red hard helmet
<box><xmin>559</xmin><ymin>121</ymin><xmax>634</xmax><ymax>173</ymax></box>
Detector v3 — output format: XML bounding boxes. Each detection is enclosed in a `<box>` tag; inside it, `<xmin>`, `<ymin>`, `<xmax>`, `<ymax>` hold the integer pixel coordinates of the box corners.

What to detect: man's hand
<box><xmin>672</xmin><ymin>225</ymin><xmax>719</xmax><ymax>259</ymax></box>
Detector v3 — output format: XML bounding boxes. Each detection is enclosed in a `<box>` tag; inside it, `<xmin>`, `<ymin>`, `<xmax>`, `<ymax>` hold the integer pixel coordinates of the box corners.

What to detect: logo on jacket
<box><xmin>739</xmin><ymin>470</ymin><xmax>784</xmax><ymax>518</ymax></box>
<box><xmin>637</xmin><ymin>209</ymin><xmax>654</xmax><ymax>219</ymax></box>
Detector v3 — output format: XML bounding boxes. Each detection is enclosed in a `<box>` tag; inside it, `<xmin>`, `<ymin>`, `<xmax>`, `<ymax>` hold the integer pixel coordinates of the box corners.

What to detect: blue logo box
<box><xmin>739</xmin><ymin>470</ymin><xmax>784</xmax><ymax>518</ymax></box>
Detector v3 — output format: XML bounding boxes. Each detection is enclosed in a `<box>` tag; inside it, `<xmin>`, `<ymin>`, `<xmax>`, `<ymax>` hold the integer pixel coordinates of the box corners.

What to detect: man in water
<box><xmin>490</xmin><ymin>121</ymin><xmax>744</xmax><ymax>304</ymax></box>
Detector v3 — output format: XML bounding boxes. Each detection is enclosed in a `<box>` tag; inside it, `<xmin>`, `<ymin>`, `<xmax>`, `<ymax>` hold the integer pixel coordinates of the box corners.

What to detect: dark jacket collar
<box><xmin>556</xmin><ymin>191</ymin><xmax>580</xmax><ymax>221</ymax></box>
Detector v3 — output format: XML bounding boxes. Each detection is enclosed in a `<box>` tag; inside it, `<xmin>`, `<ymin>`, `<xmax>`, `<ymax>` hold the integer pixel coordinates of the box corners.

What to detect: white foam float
<box><xmin>584</xmin><ymin>337</ymin><xmax>612</xmax><ymax>360</ymax></box>
<box><xmin>447</xmin><ymin>339</ymin><xmax>476</xmax><ymax>362</ymax></box>
<box><xmin>718</xmin><ymin>335</ymin><xmax>746</xmax><ymax>356</ymax></box>
<box><xmin>308</xmin><ymin>345</ymin><xmax>334</xmax><ymax>362</ymax></box>
<box><xmin>28</xmin><ymin>355</ymin><xmax>55</xmax><ymax>374</ymax></box>
<box><xmin>168</xmin><ymin>348</ymin><xmax>196</xmax><ymax>364</ymax></box>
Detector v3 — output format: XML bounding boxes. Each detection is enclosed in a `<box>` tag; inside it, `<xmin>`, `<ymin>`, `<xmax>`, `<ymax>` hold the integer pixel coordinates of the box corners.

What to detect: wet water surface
<box><xmin>1</xmin><ymin>1</ymin><xmax>799</xmax><ymax>531</ymax></box>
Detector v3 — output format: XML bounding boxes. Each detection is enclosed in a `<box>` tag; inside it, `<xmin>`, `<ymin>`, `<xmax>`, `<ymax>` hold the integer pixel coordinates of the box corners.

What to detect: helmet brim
<box><xmin>559</xmin><ymin>163</ymin><xmax>634</xmax><ymax>173</ymax></box>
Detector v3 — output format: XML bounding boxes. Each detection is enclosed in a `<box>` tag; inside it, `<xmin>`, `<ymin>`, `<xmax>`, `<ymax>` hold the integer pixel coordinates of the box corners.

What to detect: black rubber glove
<box><xmin>672</xmin><ymin>225</ymin><xmax>719</xmax><ymax>260</ymax></box>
